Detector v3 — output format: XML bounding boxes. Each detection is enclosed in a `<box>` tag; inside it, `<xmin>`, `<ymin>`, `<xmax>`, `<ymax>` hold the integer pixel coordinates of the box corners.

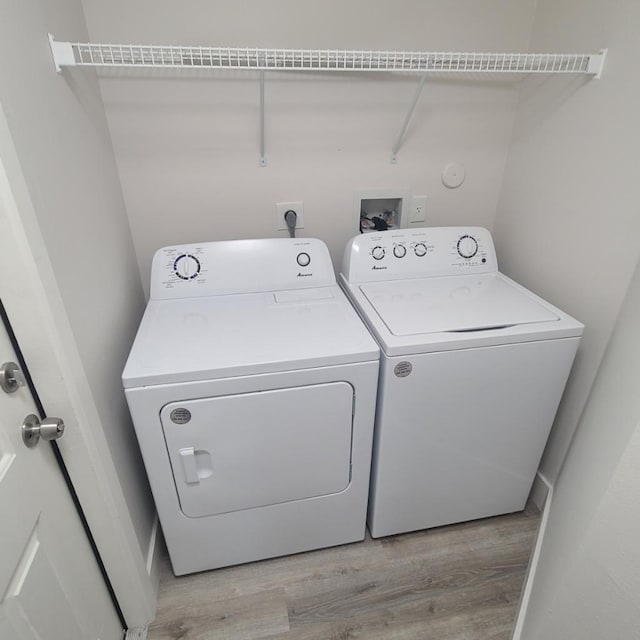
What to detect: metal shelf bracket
<box><xmin>49</xmin><ymin>34</ymin><xmax>74</xmax><ymax>73</ymax></box>
<box><xmin>588</xmin><ymin>49</ymin><xmax>608</xmax><ymax>79</ymax></box>
<box><xmin>391</xmin><ymin>74</ymin><xmax>427</xmax><ymax>164</ymax></box>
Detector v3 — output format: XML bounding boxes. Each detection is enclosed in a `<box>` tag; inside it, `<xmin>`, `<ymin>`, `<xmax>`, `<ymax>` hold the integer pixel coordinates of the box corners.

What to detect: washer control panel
<box><xmin>150</xmin><ymin>238</ymin><xmax>335</xmax><ymax>300</ymax></box>
<box><xmin>341</xmin><ymin>227</ymin><xmax>498</xmax><ymax>283</ymax></box>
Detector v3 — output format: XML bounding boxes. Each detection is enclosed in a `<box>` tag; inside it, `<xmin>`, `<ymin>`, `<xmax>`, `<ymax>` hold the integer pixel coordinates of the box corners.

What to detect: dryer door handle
<box><xmin>179</xmin><ymin>447</ymin><xmax>200</xmax><ymax>484</ymax></box>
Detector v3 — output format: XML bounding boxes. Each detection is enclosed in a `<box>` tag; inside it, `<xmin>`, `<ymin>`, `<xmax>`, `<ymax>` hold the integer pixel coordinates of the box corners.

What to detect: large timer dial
<box><xmin>174</xmin><ymin>253</ymin><xmax>201</xmax><ymax>280</ymax></box>
<box><xmin>414</xmin><ymin>242</ymin><xmax>428</xmax><ymax>257</ymax></box>
<box><xmin>393</xmin><ymin>244</ymin><xmax>407</xmax><ymax>258</ymax></box>
<box><xmin>457</xmin><ymin>235</ymin><xmax>478</xmax><ymax>259</ymax></box>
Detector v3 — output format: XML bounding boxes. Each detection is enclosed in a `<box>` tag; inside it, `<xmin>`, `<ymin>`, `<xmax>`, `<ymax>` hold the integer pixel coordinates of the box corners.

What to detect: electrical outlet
<box><xmin>276</xmin><ymin>202</ymin><xmax>305</xmax><ymax>231</ymax></box>
<box><xmin>410</xmin><ymin>195</ymin><xmax>427</xmax><ymax>223</ymax></box>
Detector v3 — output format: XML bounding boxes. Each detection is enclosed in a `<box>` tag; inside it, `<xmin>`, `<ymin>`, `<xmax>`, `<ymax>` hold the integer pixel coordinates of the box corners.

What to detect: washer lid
<box><xmin>360</xmin><ymin>273</ymin><xmax>559</xmax><ymax>336</ymax></box>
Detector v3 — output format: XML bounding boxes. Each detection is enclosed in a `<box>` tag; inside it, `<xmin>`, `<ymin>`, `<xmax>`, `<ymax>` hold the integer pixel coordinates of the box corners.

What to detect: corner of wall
<box><xmin>511</xmin><ymin>471</ymin><xmax>553</xmax><ymax>640</ymax></box>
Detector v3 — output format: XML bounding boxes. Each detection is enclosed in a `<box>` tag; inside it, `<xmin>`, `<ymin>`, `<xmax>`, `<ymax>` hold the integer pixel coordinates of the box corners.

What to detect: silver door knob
<box><xmin>0</xmin><ymin>361</ymin><xmax>26</xmax><ymax>394</ymax></box>
<box><xmin>21</xmin><ymin>414</ymin><xmax>65</xmax><ymax>449</ymax></box>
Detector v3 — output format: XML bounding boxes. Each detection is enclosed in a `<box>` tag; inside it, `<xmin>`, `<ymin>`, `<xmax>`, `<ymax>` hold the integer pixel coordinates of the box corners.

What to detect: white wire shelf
<box><xmin>49</xmin><ymin>37</ymin><xmax>607</xmax><ymax>77</ymax></box>
<box><xmin>48</xmin><ymin>36</ymin><xmax>606</xmax><ymax>166</ymax></box>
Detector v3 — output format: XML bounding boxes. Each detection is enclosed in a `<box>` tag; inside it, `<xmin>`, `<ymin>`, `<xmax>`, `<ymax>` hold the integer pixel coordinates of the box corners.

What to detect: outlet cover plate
<box><xmin>276</xmin><ymin>202</ymin><xmax>305</xmax><ymax>230</ymax></box>
<box><xmin>410</xmin><ymin>195</ymin><xmax>427</xmax><ymax>223</ymax></box>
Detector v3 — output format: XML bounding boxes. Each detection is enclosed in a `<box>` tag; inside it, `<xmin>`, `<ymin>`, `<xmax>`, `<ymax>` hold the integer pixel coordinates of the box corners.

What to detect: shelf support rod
<box><xmin>259</xmin><ymin>71</ymin><xmax>267</xmax><ymax>167</ymax></box>
<box><xmin>391</xmin><ymin>74</ymin><xmax>427</xmax><ymax>164</ymax></box>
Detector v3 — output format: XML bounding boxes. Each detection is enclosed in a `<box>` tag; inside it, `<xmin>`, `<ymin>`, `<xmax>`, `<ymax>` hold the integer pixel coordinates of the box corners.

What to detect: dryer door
<box><xmin>160</xmin><ymin>382</ymin><xmax>354</xmax><ymax>517</ymax></box>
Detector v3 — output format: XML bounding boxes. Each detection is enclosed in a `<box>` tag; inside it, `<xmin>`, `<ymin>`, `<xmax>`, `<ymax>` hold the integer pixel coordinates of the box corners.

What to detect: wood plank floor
<box><xmin>148</xmin><ymin>505</ymin><xmax>539</xmax><ymax>640</ymax></box>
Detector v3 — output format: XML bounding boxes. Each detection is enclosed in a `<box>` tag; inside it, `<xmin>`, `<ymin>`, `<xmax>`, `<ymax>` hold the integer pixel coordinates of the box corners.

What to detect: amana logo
<box><xmin>170</xmin><ymin>408</ymin><xmax>191</xmax><ymax>424</ymax></box>
<box><xmin>297</xmin><ymin>272</ymin><xmax>313</xmax><ymax>277</ymax></box>
<box><xmin>372</xmin><ymin>265</ymin><xmax>388</xmax><ymax>270</ymax></box>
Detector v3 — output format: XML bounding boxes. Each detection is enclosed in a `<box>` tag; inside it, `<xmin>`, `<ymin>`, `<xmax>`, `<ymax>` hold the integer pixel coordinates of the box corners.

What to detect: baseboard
<box><xmin>124</xmin><ymin>626</ymin><xmax>148</xmax><ymax>640</ymax></box>
<box><xmin>146</xmin><ymin>515</ymin><xmax>163</xmax><ymax>596</ymax></box>
<box><xmin>529</xmin><ymin>472</ymin><xmax>551</xmax><ymax>511</ymax></box>
<box><xmin>122</xmin><ymin>519</ymin><xmax>160</xmax><ymax>639</ymax></box>
<box><xmin>511</xmin><ymin>472</ymin><xmax>553</xmax><ymax>640</ymax></box>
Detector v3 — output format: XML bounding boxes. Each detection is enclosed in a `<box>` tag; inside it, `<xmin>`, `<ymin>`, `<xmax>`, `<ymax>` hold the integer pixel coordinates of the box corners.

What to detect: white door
<box><xmin>0</xmin><ymin>310</ymin><xmax>123</xmax><ymax>639</ymax></box>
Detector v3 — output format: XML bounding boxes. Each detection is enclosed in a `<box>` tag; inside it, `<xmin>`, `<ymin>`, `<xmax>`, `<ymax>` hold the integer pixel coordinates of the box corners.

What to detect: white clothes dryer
<box><xmin>123</xmin><ymin>238</ymin><xmax>379</xmax><ymax>575</ymax></box>
<box><xmin>340</xmin><ymin>227</ymin><xmax>583</xmax><ymax>538</ymax></box>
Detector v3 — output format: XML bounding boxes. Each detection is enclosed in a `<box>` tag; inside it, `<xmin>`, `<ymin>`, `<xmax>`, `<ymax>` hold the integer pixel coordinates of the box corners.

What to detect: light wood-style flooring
<box><xmin>148</xmin><ymin>505</ymin><xmax>539</xmax><ymax>640</ymax></box>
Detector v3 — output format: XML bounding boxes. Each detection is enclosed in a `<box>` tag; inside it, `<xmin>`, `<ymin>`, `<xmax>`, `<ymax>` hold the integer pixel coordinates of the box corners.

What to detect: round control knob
<box><xmin>393</xmin><ymin>245</ymin><xmax>407</xmax><ymax>259</ymax></box>
<box><xmin>372</xmin><ymin>246</ymin><xmax>385</xmax><ymax>261</ymax></box>
<box><xmin>296</xmin><ymin>252</ymin><xmax>311</xmax><ymax>267</ymax></box>
<box><xmin>457</xmin><ymin>235</ymin><xmax>478</xmax><ymax>259</ymax></box>
<box><xmin>174</xmin><ymin>253</ymin><xmax>201</xmax><ymax>280</ymax></box>
<box><xmin>414</xmin><ymin>242</ymin><xmax>428</xmax><ymax>257</ymax></box>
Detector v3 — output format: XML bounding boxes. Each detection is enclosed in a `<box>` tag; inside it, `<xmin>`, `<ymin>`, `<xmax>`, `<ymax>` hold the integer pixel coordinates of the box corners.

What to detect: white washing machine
<box><xmin>340</xmin><ymin>227</ymin><xmax>583</xmax><ymax>538</ymax></box>
<box><xmin>123</xmin><ymin>238</ymin><xmax>379</xmax><ymax>575</ymax></box>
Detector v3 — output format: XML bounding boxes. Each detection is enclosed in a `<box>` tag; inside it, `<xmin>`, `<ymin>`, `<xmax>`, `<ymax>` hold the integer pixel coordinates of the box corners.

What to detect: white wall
<box><xmin>493</xmin><ymin>0</ymin><xmax>640</xmax><ymax>483</ymax></box>
<box><xmin>81</xmin><ymin>0</ymin><xmax>537</xmax><ymax>295</ymax></box>
<box><xmin>519</xmin><ymin>253</ymin><xmax>640</xmax><ymax>639</ymax></box>
<box><xmin>0</xmin><ymin>0</ymin><xmax>156</xmax><ymax>612</ymax></box>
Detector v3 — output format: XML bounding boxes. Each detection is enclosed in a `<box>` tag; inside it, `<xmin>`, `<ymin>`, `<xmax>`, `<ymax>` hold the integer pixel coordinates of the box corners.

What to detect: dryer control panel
<box><xmin>341</xmin><ymin>227</ymin><xmax>498</xmax><ymax>283</ymax></box>
<box><xmin>150</xmin><ymin>238</ymin><xmax>336</xmax><ymax>299</ymax></box>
